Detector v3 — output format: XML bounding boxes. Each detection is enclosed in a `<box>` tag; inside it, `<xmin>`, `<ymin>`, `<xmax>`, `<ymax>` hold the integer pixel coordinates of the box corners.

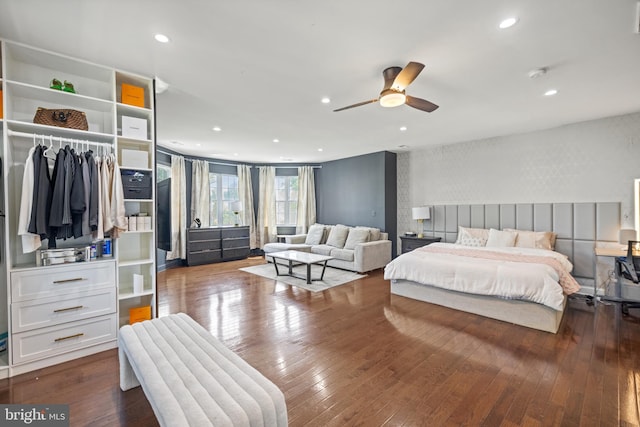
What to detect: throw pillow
<box><xmin>458</xmin><ymin>236</ymin><xmax>486</xmax><ymax>247</ymax></box>
<box><xmin>304</xmin><ymin>224</ymin><xmax>325</xmax><ymax>245</ymax></box>
<box><xmin>485</xmin><ymin>228</ymin><xmax>518</xmax><ymax>247</ymax></box>
<box><xmin>344</xmin><ymin>227</ymin><xmax>370</xmax><ymax>250</ymax></box>
<box><xmin>504</xmin><ymin>228</ymin><xmax>556</xmax><ymax>250</ymax></box>
<box><xmin>455</xmin><ymin>226</ymin><xmax>489</xmax><ymax>246</ymax></box>
<box><xmin>356</xmin><ymin>226</ymin><xmax>381</xmax><ymax>241</ymax></box>
<box><xmin>326</xmin><ymin>224</ymin><xmax>350</xmax><ymax>248</ymax></box>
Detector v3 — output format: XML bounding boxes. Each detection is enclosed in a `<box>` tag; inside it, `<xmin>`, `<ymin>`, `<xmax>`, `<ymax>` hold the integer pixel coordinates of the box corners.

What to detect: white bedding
<box><xmin>384</xmin><ymin>243</ymin><xmax>576</xmax><ymax>311</ymax></box>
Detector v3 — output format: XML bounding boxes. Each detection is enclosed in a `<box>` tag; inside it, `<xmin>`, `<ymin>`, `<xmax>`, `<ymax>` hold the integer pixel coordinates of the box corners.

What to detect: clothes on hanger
<box><xmin>17</xmin><ymin>146</ymin><xmax>41</xmax><ymax>253</ymax></box>
<box><xmin>18</xmin><ymin>141</ymin><xmax>124</xmax><ymax>253</ymax></box>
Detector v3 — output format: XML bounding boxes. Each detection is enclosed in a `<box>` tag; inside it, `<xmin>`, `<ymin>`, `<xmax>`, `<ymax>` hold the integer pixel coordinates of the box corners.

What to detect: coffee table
<box><xmin>268</xmin><ymin>250</ymin><xmax>334</xmax><ymax>284</ymax></box>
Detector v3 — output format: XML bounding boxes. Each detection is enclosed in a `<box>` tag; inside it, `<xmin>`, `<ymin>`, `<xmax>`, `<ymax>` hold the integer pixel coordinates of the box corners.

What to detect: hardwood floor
<box><xmin>1</xmin><ymin>256</ymin><xmax>639</xmax><ymax>426</ymax></box>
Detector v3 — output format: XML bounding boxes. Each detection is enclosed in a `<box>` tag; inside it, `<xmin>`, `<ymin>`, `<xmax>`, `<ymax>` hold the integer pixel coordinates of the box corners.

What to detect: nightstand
<box><xmin>400</xmin><ymin>236</ymin><xmax>442</xmax><ymax>253</ymax></box>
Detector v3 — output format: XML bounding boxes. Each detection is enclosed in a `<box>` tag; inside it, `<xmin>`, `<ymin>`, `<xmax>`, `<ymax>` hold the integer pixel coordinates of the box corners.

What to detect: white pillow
<box><xmin>485</xmin><ymin>228</ymin><xmax>517</xmax><ymax>247</ymax></box>
<box><xmin>325</xmin><ymin>224</ymin><xmax>350</xmax><ymax>248</ymax></box>
<box><xmin>455</xmin><ymin>226</ymin><xmax>489</xmax><ymax>246</ymax></box>
<box><xmin>344</xmin><ymin>228</ymin><xmax>370</xmax><ymax>250</ymax></box>
<box><xmin>304</xmin><ymin>224</ymin><xmax>325</xmax><ymax>245</ymax></box>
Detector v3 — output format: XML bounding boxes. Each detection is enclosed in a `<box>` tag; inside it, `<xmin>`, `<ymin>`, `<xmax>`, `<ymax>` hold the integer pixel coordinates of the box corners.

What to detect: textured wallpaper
<box><xmin>398</xmin><ymin>111</ymin><xmax>640</xmax><ymax>235</ymax></box>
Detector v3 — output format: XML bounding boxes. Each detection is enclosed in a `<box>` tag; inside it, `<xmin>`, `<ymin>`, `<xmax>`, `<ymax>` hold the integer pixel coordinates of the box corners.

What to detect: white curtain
<box><xmin>166</xmin><ymin>155</ymin><xmax>187</xmax><ymax>260</ymax></box>
<box><xmin>237</xmin><ymin>165</ymin><xmax>257</xmax><ymax>249</ymax></box>
<box><xmin>296</xmin><ymin>166</ymin><xmax>316</xmax><ymax>234</ymax></box>
<box><xmin>191</xmin><ymin>159</ymin><xmax>210</xmax><ymax>227</ymax></box>
<box><xmin>257</xmin><ymin>166</ymin><xmax>277</xmax><ymax>248</ymax></box>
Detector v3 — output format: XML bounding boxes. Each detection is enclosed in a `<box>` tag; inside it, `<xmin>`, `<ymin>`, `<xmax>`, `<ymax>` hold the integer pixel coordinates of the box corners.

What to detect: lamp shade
<box><xmin>412</xmin><ymin>206</ymin><xmax>431</xmax><ymax>220</ymax></box>
<box><xmin>619</xmin><ymin>228</ymin><xmax>637</xmax><ymax>244</ymax></box>
<box><xmin>231</xmin><ymin>201</ymin><xmax>242</xmax><ymax>212</ymax></box>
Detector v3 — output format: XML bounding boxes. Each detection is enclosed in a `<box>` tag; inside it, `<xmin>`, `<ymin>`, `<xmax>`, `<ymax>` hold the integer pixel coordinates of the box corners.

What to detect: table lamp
<box><xmin>412</xmin><ymin>206</ymin><xmax>431</xmax><ymax>238</ymax></box>
<box><xmin>231</xmin><ymin>201</ymin><xmax>242</xmax><ymax>226</ymax></box>
<box><xmin>619</xmin><ymin>228</ymin><xmax>637</xmax><ymax>249</ymax></box>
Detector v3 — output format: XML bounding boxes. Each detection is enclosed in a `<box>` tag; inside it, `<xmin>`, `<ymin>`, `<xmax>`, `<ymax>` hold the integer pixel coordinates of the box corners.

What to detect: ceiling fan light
<box><xmin>380</xmin><ymin>92</ymin><xmax>406</xmax><ymax>108</ymax></box>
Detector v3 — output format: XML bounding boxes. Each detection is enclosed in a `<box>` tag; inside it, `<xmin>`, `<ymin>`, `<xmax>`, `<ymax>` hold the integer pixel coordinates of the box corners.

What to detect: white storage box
<box><xmin>121</xmin><ymin>116</ymin><xmax>148</xmax><ymax>140</ymax></box>
<box><xmin>121</xmin><ymin>149</ymin><xmax>149</xmax><ymax>169</ymax></box>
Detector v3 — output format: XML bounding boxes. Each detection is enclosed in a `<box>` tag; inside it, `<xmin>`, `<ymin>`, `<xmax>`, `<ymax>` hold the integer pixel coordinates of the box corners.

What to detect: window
<box><xmin>275</xmin><ymin>176</ymin><xmax>298</xmax><ymax>225</ymax></box>
<box><xmin>157</xmin><ymin>164</ymin><xmax>171</xmax><ymax>182</ymax></box>
<box><xmin>209</xmin><ymin>173</ymin><xmax>239</xmax><ymax>226</ymax></box>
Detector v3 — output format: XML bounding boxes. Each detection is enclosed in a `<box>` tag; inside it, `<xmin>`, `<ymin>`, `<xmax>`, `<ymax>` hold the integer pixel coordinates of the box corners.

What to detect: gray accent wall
<box><xmin>316</xmin><ymin>151</ymin><xmax>398</xmax><ymax>255</ymax></box>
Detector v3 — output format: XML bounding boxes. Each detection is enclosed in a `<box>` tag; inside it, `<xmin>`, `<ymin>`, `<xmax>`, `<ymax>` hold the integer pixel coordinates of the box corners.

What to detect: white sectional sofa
<box><xmin>263</xmin><ymin>224</ymin><xmax>392</xmax><ymax>273</ymax></box>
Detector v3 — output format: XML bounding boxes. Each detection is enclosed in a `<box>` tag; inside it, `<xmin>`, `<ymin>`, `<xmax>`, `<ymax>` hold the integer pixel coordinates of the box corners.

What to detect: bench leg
<box><xmin>119</xmin><ymin>345</ymin><xmax>140</xmax><ymax>391</ymax></box>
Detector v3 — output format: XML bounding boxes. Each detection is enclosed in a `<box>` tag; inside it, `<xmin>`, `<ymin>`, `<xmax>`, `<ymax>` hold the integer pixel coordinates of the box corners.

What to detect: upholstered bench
<box><xmin>118</xmin><ymin>313</ymin><xmax>287</xmax><ymax>427</ymax></box>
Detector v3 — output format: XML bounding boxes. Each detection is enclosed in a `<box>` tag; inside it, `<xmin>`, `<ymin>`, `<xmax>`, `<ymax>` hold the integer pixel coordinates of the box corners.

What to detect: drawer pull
<box><xmin>54</xmin><ymin>333</ymin><xmax>84</xmax><ymax>342</ymax></box>
<box><xmin>52</xmin><ymin>277</ymin><xmax>85</xmax><ymax>284</ymax></box>
<box><xmin>53</xmin><ymin>305</ymin><xmax>84</xmax><ymax>313</ymax></box>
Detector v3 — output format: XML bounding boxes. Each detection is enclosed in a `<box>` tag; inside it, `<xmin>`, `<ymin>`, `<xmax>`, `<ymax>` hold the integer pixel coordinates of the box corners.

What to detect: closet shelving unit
<box><xmin>115</xmin><ymin>72</ymin><xmax>156</xmax><ymax>326</ymax></box>
<box><xmin>0</xmin><ymin>40</ymin><xmax>156</xmax><ymax>377</ymax></box>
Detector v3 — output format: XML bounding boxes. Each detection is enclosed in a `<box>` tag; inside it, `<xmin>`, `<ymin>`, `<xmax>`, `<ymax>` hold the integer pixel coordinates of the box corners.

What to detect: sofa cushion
<box><xmin>356</xmin><ymin>226</ymin><xmax>381</xmax><ymax>241</ymax></box>
<box><xmin>325</xmin><ymin>224</ymin><xmax>350</xmax><ymax>248</ymax></box>
<box><xmin>344</xmin><ymin>227</ymin><xmax>370</xmax><ymax>250</ymax></box>
<box><xmin>330</xmin><ymin>248</ymin><xmax>355</xmax><ymax>262</ymax></box>
<box><xmin>311</xmin><ymin>244</ymin><xmax>333</xmax><ymax>256</ymax></box>
<box><xmin>263</xmin><ymin>243</ymin><xmax>311</xmax><ymax>254</ymax></box>
<box><xmin>304</xmin><ymin>224</ymin><xmax>325</xmax><ymax>245</ymax></box>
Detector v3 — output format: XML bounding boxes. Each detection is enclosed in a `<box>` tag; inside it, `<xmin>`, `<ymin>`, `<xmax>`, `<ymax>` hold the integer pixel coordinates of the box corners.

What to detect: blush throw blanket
<box><xmin>384</xmin><ymin>243</ymin><xmax>579</xmax><ymax>311</ymax></box>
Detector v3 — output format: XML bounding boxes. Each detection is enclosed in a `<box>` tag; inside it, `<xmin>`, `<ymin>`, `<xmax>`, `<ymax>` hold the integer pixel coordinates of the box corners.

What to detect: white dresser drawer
<box><xmin>11</xmin><ymin>288</ymin><xmax>117</xmax><ymax>333</ymax></box>
<box><xmin>12</xmin><ymin>314</ymin><xmax>117</xmax><ymax>365</ymax></box>
<box><xmin>11</xmin><ymin>261</ymin><xmax>116</xmax><ymax>302</ymax></box>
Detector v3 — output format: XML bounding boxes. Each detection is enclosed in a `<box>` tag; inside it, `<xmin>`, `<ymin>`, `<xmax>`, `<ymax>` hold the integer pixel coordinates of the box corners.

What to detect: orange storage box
<box><xmin>129</xmin><ymin>306</ymin><xmax>152</xmax><ymax>324</ymax></box>
<box><xmin>121</xmin><ymin>83</ymin><xmax>145</xmax><ymax>108</ymax></box>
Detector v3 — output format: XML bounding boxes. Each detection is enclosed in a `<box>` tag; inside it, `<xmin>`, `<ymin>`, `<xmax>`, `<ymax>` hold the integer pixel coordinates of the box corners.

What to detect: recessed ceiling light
<box><xmin>273</xmin><ymin>139</ymin><xmax>279</xmax><ymax>143</ymax></box>
<box><xmin>321</xmin><ymin>97</ymin><xmax>330</xmax><ymax>104</ymax></box>
<box><xmin>154</xmin><ymin>33</ymin><xmax>170</xmax><ymax>43</ymax></box>
<box><xmin>170</xmin><ymin>140</ymin><xmax>183</xmax><ymax>146</ymax></box>
<box><xmin>280</xmin><ymin>157</ymin><xmax>294</xmax><ymax>162</ymax></box>
<box><xmin>400</xmin><ymin>126</ymin><xmax>407</xmax><ymax>131</ymax></box>
<box><xmin>317</xmin><ymin>148</ymin><xmax>323</xmax><ymax>152</ymax></box>
<box><xmin>398</xmin><ymin>145</ymin><xmax>409</xmax><ymax>149</ymax></box>
<box><xmin>233</xmin><ymin>153</ymin><xmax>239</xmax><ymax>156</ymax></box>
<box><xmin>499</xmin><ymin>17</ymin><xmax>518</xmax><ymax>29</ymax></box>
<box><xmin>544</xmin><ymin>89</ymin><xmax>558</xmax><ymax>96</ymax></box>
<box><xmin>196</xmin><ymin>143</ymin><xmax>201</xmax><ymax>147</ymax></box>
<box><xmin>212</xmin><ymin>126</ymin><xmax>221</xmax><ymax>132</ymax></box>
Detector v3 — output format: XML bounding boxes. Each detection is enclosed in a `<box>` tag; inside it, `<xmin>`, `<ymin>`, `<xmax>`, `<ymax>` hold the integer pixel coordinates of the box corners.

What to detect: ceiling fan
<box><xmin>333</xmin><ymin>62</ymin><xmax>439</xmax><ymax>113</ymax></box>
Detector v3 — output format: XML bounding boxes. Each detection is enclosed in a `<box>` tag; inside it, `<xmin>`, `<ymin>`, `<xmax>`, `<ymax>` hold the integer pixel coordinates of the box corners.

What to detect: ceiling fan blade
<box><xmin>405</xmin><ymin>95</ymin><xmax>439</xmax><ymax>112</ymax></box>
<box><xmin>392</xmin><ymin>62</ymin><xmax>425</xmax><ymax>91</ymax></box>
<box><xmin>333</xmin><ymin>98</ymin><xmax>378</xmax><ymax>112</ymax></box>
<box><xmin>382</xmin><ymin>66</ymin><xmax>402</xmax><ymax>91</ymax></box>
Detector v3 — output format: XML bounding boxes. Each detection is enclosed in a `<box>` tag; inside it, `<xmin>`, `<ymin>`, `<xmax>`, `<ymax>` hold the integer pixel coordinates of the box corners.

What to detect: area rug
<box><xmin>239</xmin><ymin>263</ymin><xmax>366</xmax><ymax>292</ymax></box>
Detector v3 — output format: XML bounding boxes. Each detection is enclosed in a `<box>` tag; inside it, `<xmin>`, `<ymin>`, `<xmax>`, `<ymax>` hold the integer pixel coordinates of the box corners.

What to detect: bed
<box><xmin>385</xmin><ymin>202</ymin><xmax>622</xmax><ymax>333</ymax></box>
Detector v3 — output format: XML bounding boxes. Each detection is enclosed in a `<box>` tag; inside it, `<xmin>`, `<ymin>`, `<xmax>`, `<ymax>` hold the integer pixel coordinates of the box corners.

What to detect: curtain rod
<box><xmin>8</xmin><ymin>130</ymin><xmax>114</xmax><ymax>148</ymax></box>
<box><xmin>157</xmin><ymin>148</ymin><xmax>321</xmax><ymax>169</ymax></box>
<box><xmin>156</xmin><ymin>148</ymin><xmax>241</xmax><ymax>167</ymax></box>
<box><xmin>256</xmin><ymin>165</ymin><xmax>321</xmax><ymax>169</ymax></box>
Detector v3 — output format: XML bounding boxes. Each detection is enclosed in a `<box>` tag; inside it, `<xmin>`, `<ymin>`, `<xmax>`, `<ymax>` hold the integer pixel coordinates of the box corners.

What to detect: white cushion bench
<box><xmin>118</xmin><ymin>313</ymin><xmax>287</xmax><ymax>427</ymax></box>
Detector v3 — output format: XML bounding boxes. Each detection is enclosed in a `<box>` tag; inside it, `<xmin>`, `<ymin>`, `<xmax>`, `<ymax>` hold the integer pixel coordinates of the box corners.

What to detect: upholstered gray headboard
<box><xmin>420</xmin><ymin>203</ymin><xmax>621</xmax><ymax>289</ymax></box>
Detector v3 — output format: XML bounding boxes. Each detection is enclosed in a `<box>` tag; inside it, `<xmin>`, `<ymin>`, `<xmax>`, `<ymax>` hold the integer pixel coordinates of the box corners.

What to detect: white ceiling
<box><xmin>1</xmin><ymin>0</ymin><xmax>639</xmax><ymax>163</ymax></box>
